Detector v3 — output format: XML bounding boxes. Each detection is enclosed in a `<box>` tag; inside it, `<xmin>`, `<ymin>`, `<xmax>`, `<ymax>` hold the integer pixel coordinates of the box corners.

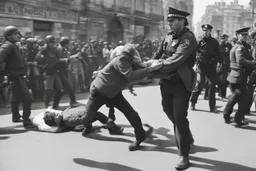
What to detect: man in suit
<box><xmin>223</xmin><ymin>27</ymin><xmax>256</xmax><ymax>126</ymax></box>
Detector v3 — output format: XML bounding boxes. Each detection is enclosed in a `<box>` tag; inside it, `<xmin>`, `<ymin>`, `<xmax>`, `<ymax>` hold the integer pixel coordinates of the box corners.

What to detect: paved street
<box><xmin>1</xmin><ymin>85</ymin><xmax>256</xmax><ymax>171</ymax></box>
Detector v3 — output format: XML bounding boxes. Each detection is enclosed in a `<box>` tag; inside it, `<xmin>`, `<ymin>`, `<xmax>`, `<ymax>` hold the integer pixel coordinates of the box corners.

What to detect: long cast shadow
<box><xmin>0</xmin><ymin>136</ymin><xmax>10</xmax><ymax>140</ymax></box>
<box><xmin>73</xmin><ymin>158</ymin><xmax>142</xmax><ymax>171</ymax></box>
<box><xmin>0</xmin><ymin>125</ymin><xmax>28</xmax><ymax>134</ymax></box>
<box><xmin>190</xmin><ymin>156</ymin><xmax>256</xmax><ymax>171</ymax></box>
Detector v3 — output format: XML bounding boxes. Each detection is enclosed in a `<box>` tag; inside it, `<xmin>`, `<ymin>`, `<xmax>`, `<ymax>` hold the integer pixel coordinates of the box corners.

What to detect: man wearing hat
<box><xmin>0</xmin><ymin>26</ymin><xmax>34</xmax><ymax>127</ymax></box>
<box><xmin>150</xmin><ymin>7</ymin><xmax>197</xmax><ymax>170</ymax></box>
<box><xmin>223</xmin><ymin>27</ymin><xmax>256</xmax><ymax>126</ymax></box>
<box><xmin>217</xmin><ymin>34</ymin><xmax>232</xmax><ymax>99</ymax></box>
<box><xmin>190</xmin><ymin>24</ymin><xmax>221</xmax><ymax>112</ymax></box>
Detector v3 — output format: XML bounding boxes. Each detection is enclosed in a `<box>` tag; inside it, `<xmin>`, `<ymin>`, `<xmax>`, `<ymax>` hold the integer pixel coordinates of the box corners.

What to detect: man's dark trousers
<box><xmin>223</xmin><ymin>83</ymin><xmax>248</xmax><ymax>121</ymax></box>
<box><xmin>9</xmin><ymin>75</ymin><xmax>31</xmax><ymax>121</ymax></box>
<box><xmin>58</xmin><ymin>71</ymin><xmax>76</xmax><ymax>103</ymax></box>
<box><xmin>190</xmin><ymin>64</ymin><xmax>217</xmax><ymax>110</ymax></box>
<box><xmin>81</xmin><ymin>89</ymin><xmax>146</xmax><ymax>141</ymax></box>
<box><xmin>160</xmin><ymin>80</ymin><xmax>193</xmax><ymax>157</ymax></box>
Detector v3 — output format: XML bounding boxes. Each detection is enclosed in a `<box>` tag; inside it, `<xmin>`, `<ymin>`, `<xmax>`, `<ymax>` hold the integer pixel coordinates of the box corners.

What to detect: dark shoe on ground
<box><xmin>210</xmin><ymin>108</ymin><xmax>218</xmax><ymax>113</ymax></box>
<box><xmin>12</xmin><ymin>117</ymin><xmax>23</xmax><ymax>123</ymax></box>
<box><xmin>106</xmin><ymin>121</ymin><xmax>124</xmax><ymax>135</ymax></box>
<box><xmin>175</xmin><ymin>156</ymin><xmax>190</xmax><ymax>170</ymax></box>
<box><xmin>129</xmin><ymin>124</ymin><xmax>153</xmax><ymax>151</ymax></box>
<box><xmin>190</xmin><ymin>103</ymin><xmax>195</xmax><ymax>110</ymax></box>
<box><xmin>82</xmin><ymin>125</ymin><xmax>93</xmax><ymax>136</ymax></box>
<box><xmin>233</xmin><ymin>119</ymin><xmax>249</xmax><ymax>127</ymax></box>
<box><xmin>70</xmin><ymin>101</ymin><xmax>79</xmax><ymax>107</ymax></box>
<box><xmin>224</xmin><ymin>116</ymin><xmax>231</xmax><ymax>124</ymax></box>
<box><xmin>23</xmin><ymin>119</ymin><xmax>36</xmax><ymax>128</ymax></box>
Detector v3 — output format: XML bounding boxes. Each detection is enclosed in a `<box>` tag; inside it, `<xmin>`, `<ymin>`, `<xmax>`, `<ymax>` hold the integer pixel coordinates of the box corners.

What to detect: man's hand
<box><xmin>149</xmin><ymin>60</ymin><xmax>163</xmax><ymax>72</ymax></box>
<box><xmin>143</xmin><ymin>59</ymin><xmax>155</xmax><ymax>67</ymax></box>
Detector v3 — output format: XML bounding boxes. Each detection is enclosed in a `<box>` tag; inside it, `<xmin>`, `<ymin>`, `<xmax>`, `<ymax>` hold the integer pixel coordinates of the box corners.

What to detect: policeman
<box><xmin>217</xmin><ymin>34</ymin><xmax>232</xmax><ymax>98</ymax></box>
<box><xmin>36</xmin><ymin>35</ymin><xmax>64</xmax><ymax>109</ymax></box>
<box><xmin>57</xmin><ymin>36</ymin><xmax>78</xmax><ymax>107</ymax></box>
<box><xmin>151</xmin><ymin>7</ymin><xmax>197</xmax><ymax>170</ymax></box>
<box><xmin>190</xmin><ymin>24</ymin><xmax>221</xmax><ymax>112</ymax></box>
<box><xmin>223</xmin><ymin>27</ymin><xmax>256</xmax><ymax>126</ymax></box>
<box><xmin>0</xmin><ymin>26</ymin><xmax>34</xmax><ymax>127</ymax></box>
<box><xmin>26</xmin><ymin>38</ymin><xmax>42</xmax><ymax>101</ymax></box>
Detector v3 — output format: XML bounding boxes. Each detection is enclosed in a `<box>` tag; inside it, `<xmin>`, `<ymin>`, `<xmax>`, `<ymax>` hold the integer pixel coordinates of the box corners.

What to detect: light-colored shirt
<box><xmin>32</xmin><ymin>112</ymin><xmax>52</xmax><ymax>131</ymax></box>
<box><xmin>110</xmin><ymin>45</ymin><xmax>124</xmax><ymax>60</ymax></box>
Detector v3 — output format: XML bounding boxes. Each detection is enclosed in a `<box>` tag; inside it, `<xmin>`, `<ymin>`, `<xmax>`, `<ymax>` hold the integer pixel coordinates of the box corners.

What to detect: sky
<box><xmin>193</xmin><ymin>0</ymin><xmax>251</xmax><ymax>25</ymax></box>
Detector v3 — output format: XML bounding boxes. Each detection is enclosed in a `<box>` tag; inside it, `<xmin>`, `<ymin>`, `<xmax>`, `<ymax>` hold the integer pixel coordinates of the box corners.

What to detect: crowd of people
<box><xmin>0</xmin><ymin>31</ymin><xmax>160</xmax><ymax>108</ymax></box>
<box><xmin>1</xmin><ymin>6</ymin><xmax>256</xmax><ymax>170</ymax></box>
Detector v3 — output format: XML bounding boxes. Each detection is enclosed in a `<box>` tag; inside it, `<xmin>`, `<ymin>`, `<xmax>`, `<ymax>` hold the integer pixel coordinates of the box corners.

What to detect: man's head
<box><xmin>201</xmin><ymin>24</ymin><xmax>213</xmax><ymax>38</ymax></box>
<box><xmin>236</xmin><ymin>27</ymin><xmax>250</xmax><ymax>42</ymax></box>
<box><xmin>90</xmin><ymin>39</ymin><xmax>97</xmax><ymax>48</ymax></box>
<box><xmin>122</xmin><ymin>43</ymin><xmax>144</xmax><ymax>68</ymax></box>
<box><xmin>3</xmin><ymin>26</ymin><xmax>21</xmax><ymax>43</ymax></box>
<box><xmin>43</xmin><ymin>109</ymin><xmax>63</xmax><ymax>126</ymax></box>
<box><xmin>249</xmin><ymin>29</ymin><xmax>256</xmax><ymax>40</ymax></box>
<box><xmin>167</xmin><ymin>7</ymin><xmax>190</xmax><ymax>34</ymax></box>
<box><xmin>26</xmin><ymin>38</ymin><xmax>37</xmax><ymax>49</ymax></box>
<box><xmin>45</xmin><ymin>35</ymin><xmax>55</xmax><ymax>48</ymax></box>
<box><xmin>103</xmin><ymin>42</ymin><xmax>109</xmax><ymax>48</ymax></box>
<box><xmin>220</xmin><ymin>34</ymin><xmax>228</xmax><ymax>43</ymax></box>
<box><xmin>59</xmin><ymin>36</ymin><xmax>70</xmax><ymax>49</ymax></box>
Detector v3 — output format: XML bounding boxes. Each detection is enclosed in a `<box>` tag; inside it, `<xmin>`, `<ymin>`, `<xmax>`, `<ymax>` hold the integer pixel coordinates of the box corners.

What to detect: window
<box><xmin>135</xmin><ymin>0</ymin><xmax>145</xmax><ymax>12</ymax></box>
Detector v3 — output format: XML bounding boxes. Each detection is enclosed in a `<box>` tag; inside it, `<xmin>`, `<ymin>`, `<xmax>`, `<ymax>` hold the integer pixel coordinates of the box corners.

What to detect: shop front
<box><xmin>0</xmin><ymin>0</ymin><xmax>79</xmax><ymax>40</ymax></box>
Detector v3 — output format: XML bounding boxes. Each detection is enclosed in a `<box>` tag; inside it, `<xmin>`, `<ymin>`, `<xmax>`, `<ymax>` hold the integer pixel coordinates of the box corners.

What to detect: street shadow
<box><xmin>84</xmin><ymin>131</ymin><xmax>134</xmax><ymax>143</ymax></box>
<box><xmin>0</xmin><ymin>136</ymin><xmax>10</xmax><ymax>140</ymax></box>
<box><xmin>0</xmin><ymin>125</ymin><xmax>28</xmax><ymax>134</ymax></box>
<box><xmin>191</xmin><ymin>108</ymin><xmax>222</xmax><ymax>114</ymax></box>
<box><xmin>238</xmin><ymin>125</ymin><xmax>256</xmax><ymax>131</ymax></box>
<box><xmin>73</xmin><ymin>158</ymin><xmax>142</xmax><ymax>171</ymax></box>
<box><xmin>247</xmin><ymin>119</ymin><xmax>256</xmax><ymax>124</ymax></box>
<box><xmin>190</xmin><ymin>156</ymin><xmax>256</xmax><ymax>171</ymax></box>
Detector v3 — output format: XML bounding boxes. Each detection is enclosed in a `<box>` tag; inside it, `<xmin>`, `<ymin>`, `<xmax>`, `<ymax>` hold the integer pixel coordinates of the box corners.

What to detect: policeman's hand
<box><xmin>149</xmin><ymin>60</ymin><xmax>163</xmax><ymax>72</ymax></box>
<box><xmin>144</xmin><ymin>59</ymin><xmax>155</xmax><ymax>67</ymax></box>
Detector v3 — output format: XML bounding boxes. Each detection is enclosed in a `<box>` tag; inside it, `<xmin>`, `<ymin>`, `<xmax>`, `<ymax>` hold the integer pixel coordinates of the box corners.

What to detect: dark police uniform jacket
<box><xmin>152</xmin><ymin>28</ymin><xmax>198</xmax><ymax>91</ymax></box>
<box><xmin>0</xmin><ymin>41</ymin><xmax>26</xmax><ymax>79</ymax></box>
<box><xmin>227</xmin><ymin>40</ymin><xmax>255</xmax><ymax>84</ymax></box>
<box><xmin>197</xmin><ymin>35</ymin><xmax>221</xmax><ymax>65</ymax></box>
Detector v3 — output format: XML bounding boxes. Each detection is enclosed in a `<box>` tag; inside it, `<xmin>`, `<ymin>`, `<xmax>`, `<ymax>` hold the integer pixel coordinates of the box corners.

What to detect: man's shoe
<box><xmin>129</xmin><ymin>124</ymin><xmax>153</xmax><ymax>151</ymax></box>
<box><xmin>224</xmin><ymin>116</ymin><xmax>231</xmax><ymax>124</ymax></box>
<box><xmin>12</xmin><ymin>117</ymin><xmax>23</xmax><ymax>123</ymax></box>
<box><xmin>82</xmin><ymin>125</ymin><xmax>93</xmax><ymax>136</ymax></box>
<box><xmin>106</xmin><ymin>121</ymin><xmax>124</xmax><ymax>135</ymax></box>
<box><xmin>175</xmin><ymin>156</ymin><xmax>190</xmax><ymax>170</ymax></box>
<box><xmin>70</xmin><ymin>101</ymin><xmax>79</xmax><ymax>107</ymax></box>
<box><xmin>210</xmin><ymin>108</ymin><xmax>218</xmax><ymax>113</ymax></box>
<box><xmin>233</xmin><ymin>120</ymin><xmax>249</xmax><ymax>127</ymax></box>
<box><xmin>23</xmin><ymin>119</ymin><xmax>36</xmax><ymax>128</ymax></box>
<box><xmin>190</xmin><ymin>103</ymin><xmax>195</xmax><ymax>110</ymax></box>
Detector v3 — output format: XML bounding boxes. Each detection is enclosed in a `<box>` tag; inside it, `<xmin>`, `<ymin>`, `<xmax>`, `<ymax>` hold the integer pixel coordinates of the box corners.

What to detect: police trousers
<box><xmin>58</xmin><ymin>71</ymin><xmax>76</xmax><ymax>103</ymax></box>
<box><xmin>160</xmin><ymin>80</ymin><xmax>194</xmax><ymax>157</ymax></box>
<box><xmin>80</xmin><ymin>89</ymin><xmax>146</xmax><ymax>141</ymax></box>
<box><xmin>8</xmin><ymin>75</ymin><xmax>31</xmax><ymax>120</ymax></box>
<box><xmin>223</xmin><ymin>83</ymin><xmax>248</xmax><ymax>121</ymax></box>
<box><xmin>190</xmin><ymin>64</ymin><xmax>217</xmax><ymax>110</ymax></box>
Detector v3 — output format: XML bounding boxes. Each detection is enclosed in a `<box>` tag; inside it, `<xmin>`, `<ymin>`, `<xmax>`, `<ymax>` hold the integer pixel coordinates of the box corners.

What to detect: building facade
<box><xmin>0</xmin><ymin>0</ymin><xmax>82</xmax><ymax>41</ymax></box>
<box><xmin>0</xmin><ymin>0</ymin><xmax>164</xmax><ymax>43</ymax></box>
<box><xmin>196</xmin><ymin>0</ymin><xmax>254</xmax><ymax>39</ymax></box>
<box><xmin>84</xmin><ymin>0</ymin><xmax>164</xmax><ymax>43</ymax></box>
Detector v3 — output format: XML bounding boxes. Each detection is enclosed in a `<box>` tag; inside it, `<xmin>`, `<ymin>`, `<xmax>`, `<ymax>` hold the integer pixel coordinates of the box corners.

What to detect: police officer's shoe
<box><xmin>210</xmin><ymin>108</ymin><xmax>218</xmax><ymax>113</ymax></box>
<box><xmin>106</xmin><ymin>121</ymin><xmax>124</xmax><ymax>135</ymax></box>
<box><xmin>12</xmin><ymin>117</ymin><xmax>23</xmax><ymax>123</ymax></box>
<box><xmin>175</xmin><ymin>156</ymin><xmax>190</xmax><ymax>170</ymax></box>
<box><xmin>190</xmin><ymin>103</ymin><xmax>196</xmax><ymax>110</ymax></box>
<box><xmin>233</xmin><ymin>120</ymin><xmax>249</xmax><ymax>127</ymax></box>
<box><xmin>129</xmin><ymin>124</ymin><xmax>153</xmax><ymax>151</ymax></box>
<box><xmin>223</xmin><ymin>116</ymin><xmax>231</xmax><ymax>124</ymax></box>
<box><xmin>23</xmin><ymin>119</ymin><xmax>36</xmax><ymax>128</ymax></box>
